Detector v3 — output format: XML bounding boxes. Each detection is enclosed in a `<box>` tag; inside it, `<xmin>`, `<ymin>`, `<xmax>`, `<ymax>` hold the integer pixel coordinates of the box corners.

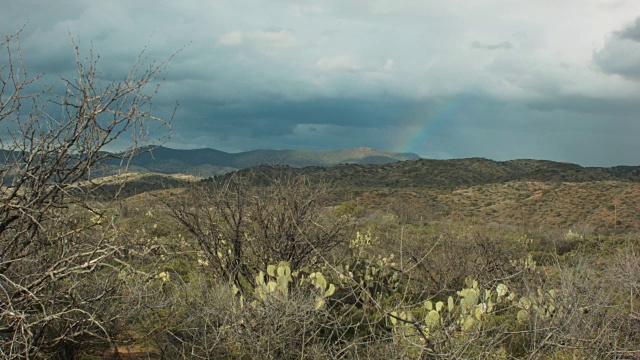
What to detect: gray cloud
<box><xmin>616</xmin><ymin>17</ymin><xmax>640</xmax><ymax>41</ymax></box>
<box><xmin>2</xmin><ymin>1</ymin><xmax>640</xmax><ymax>166</ymax></box>
<box><xmin>526</xmin><ymin>95</ymin><xmax>640</xmax><ymax>116</ymax></box>
<box><xmin>594</xmin><ymin>16</ymin><xmax>640</xmax><ymax>80</ymax></box>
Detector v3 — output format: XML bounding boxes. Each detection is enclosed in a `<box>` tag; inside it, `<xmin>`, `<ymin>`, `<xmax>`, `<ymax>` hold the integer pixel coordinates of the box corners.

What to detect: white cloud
<box><xmin>382</xmin><ymin>59</ymin><xmax>394</xmax><ymax>71</ymax></box>
<box><xmin>217</xmin><ymin>29</ymin><xmax>299</xmax><ymax>51</ymax></box>
<box><xmin>316</xmin><ymin>54</ymin><xmax>362</xmax><ymax>71</ymax></box>
<box><xmin>218</xmin><ymin>31</ymin><xmax>243</xmax><ymax>45</ymax></box>
<box><xmin>248</xmin><ymin>29</ymin><xmax>299</xmax><ymax>48</ymax></box>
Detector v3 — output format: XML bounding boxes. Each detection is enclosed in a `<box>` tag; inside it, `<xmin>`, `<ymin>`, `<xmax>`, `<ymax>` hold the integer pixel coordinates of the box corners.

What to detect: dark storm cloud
<box><xmin>224</xmin><ymin>98</ymin><xmax>417</xmax><ymax>129</ymax></box>
<box><xmin>526</xmin><ymin>95</ymin><xmax>640</xmax><ymax>116</ymax></box>
<box><xmin>171</xmin><ymin>96</ymin><xmax>428</xmax><ymax>139</ymax></box>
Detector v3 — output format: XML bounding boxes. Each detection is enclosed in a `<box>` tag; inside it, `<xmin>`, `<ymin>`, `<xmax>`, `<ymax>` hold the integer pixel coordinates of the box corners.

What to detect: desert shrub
<box><xmin>370</xmin><ymin>222</ymin><xmax>527</xmax><ymax>296</ymax></box>
<box><xmin>167</xmin><ymin>173</ymin><xmax>353</xmax><ymax>289</ymax></box>
<box><xmin>334</xmin><ymin>200</ymin><xmax>364</xmax><ymax>219</ymax></box>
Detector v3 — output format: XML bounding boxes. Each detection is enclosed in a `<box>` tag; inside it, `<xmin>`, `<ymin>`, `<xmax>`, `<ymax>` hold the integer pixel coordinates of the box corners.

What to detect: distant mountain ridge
<box><xmin>101</xmin><ymin>146</ymin><xmax>421</xmax><ymax>177</ymax></box>
<box><xmin>5</xmin><ymin>146</ymin><xmax>640</xmax><ymax>187</ymax></box>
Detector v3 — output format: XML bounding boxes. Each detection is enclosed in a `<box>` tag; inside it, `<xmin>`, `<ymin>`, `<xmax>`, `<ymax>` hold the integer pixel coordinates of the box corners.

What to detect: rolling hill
<box><xmin>213</xmin><ymin>157</ymin><xmax>640</xmax><ymax>188</ymax></box>
<box><xmin>84</xmin><ymin>152</ymin><xmax>640</xmax><ymax>231</ymax></box>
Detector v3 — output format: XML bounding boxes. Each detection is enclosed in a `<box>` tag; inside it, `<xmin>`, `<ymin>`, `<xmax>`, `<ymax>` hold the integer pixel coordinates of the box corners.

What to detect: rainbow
<box><xmin>397</xmin><ymin>95</ymin><xmax>468</xmax><ymax>154</ymax></box>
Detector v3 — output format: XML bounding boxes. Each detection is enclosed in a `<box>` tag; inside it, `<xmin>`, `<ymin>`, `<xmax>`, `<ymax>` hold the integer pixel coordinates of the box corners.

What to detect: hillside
<box><xmin>84</xmin><ymin>172</ymin><xmax>200</xmax><ymax>199</ymax></box>
<box><xmin>352</xmin><ymin>180</ymin><xmax>640</xmax><ymax>231</ymax></box>
<box><xmin>85</xmin><ymin>154</ymin><xmax>640</xmax><ymax>231</ymax></box>
<box><xmin>213</xmin><ymin>157</ymin><xmax>640</xmax><ymax>188</ymax></box>
<box><xmin>186</xmin><ymin>158</ymin><xmax>640</xmax><ymax>231</ymax></box>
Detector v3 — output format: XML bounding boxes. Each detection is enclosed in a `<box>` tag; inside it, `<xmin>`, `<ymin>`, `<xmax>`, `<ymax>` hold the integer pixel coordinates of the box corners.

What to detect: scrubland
<box><xmin>6</xmin><ymin>173</ymin><xmax>637</xmax><ymax>359</ymax></box>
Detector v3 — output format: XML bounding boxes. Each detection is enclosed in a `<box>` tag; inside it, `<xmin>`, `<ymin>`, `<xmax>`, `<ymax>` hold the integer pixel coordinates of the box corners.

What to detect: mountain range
<box><xmin>4</xmin><ymin>146</ymin><xmax>640</xmax><ymax>185</ymax></box>
<box><xmin>101</xmin><ymin>146</ymin><xmax>421</xmax><ymax>177</ymax></box>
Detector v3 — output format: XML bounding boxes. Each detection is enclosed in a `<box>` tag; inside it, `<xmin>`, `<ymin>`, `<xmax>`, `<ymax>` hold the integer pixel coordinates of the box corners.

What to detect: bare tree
<box><xmin>168</xmin><ymin>172</ymin><xmax>353</xmax><ymax>289</ymax></box>
<box><xmin>0</xmin><ymin>29</ymin><xmax>174</xmax><ymax>359</ymax></box>
<box><xmin>249</xmin><ymin>175</ymin><xmax>351</xmax><ymax>270</ymax></box>
<box><xmin>168</xmin><ymin>175</ymin><xmax>254</xmax><ymax>287</ymax></box>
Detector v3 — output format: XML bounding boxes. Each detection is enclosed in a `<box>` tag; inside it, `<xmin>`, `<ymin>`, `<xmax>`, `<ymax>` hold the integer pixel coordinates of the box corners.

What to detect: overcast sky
<box><xmin>2</xmin><ymin>0</ymin><xmax>640</xmax><ymax>166</ymax></box>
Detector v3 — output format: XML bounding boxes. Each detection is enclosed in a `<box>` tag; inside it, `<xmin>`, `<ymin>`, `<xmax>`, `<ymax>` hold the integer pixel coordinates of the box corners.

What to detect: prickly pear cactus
<box><xmin>255</xmin><ymin>262</ymin><xmax>293</xmax><ymax>302</ymax></box>
<box><xmin>255</xmin><ymin>262</ymin><xmax>337</xmax><ymax>310</ymax></box>
<box><xmin>516</xmin><ymin>288</ymin><xmax>557</xmax><ymax>323</ymax></box>
<box><xmin>307</xmin><ymin>271</ymin><xmax>337</xmax><ymax>309</ymax></box>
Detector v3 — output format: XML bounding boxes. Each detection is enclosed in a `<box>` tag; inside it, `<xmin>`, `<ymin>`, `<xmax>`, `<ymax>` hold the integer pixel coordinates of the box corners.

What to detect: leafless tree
<box><xmin>167</xmin><ymin>172</ymin><xmax>353</xmax><ymax>290</ymax></box>
<box><xmin>0</xmin><ymin>28</ymin><xmax>174</xmax><ymax>359</ymax></box>
<box><xmin>249</xmin><ymin>175</ymin><xmax>351</xmax><ymax>270</ymax></box>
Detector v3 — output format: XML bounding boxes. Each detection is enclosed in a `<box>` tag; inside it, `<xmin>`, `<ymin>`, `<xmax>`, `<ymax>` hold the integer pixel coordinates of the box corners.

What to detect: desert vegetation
<box><xmin>50</xmin><ymin>178</ymin><xmax>640</xmax><ymax>359</ymax></box>
<box><xmin>1</xmin><ymin>30</ymin><xmax>640</xmax><ymax>359</ymax></box>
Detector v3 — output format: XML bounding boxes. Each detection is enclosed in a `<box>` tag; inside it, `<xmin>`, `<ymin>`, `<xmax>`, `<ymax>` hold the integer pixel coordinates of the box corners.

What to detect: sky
<box><xmin>2</xmin><ymin>0</ymin><xmax>640</xmax><ymax>166</ymax></box>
